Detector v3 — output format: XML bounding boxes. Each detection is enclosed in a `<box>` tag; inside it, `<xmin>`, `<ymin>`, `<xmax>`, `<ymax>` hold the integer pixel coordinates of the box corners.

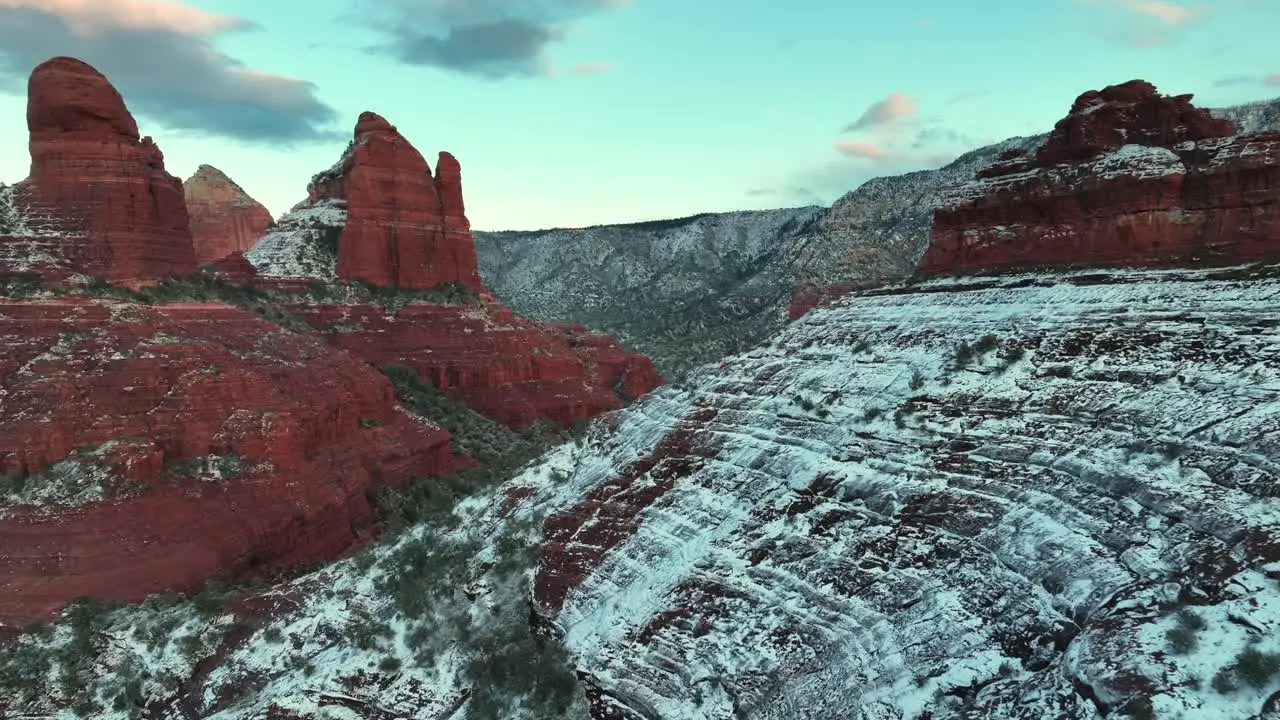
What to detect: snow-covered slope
<box><xmin>9</xmin><ymin>262</ymin><xmax>1278</xmax><ymax>719</ymax></box>
<box><xmin>523</xmin><ymin>262</ymin><xmax>1280</xmax><ymax>719</ymax></box>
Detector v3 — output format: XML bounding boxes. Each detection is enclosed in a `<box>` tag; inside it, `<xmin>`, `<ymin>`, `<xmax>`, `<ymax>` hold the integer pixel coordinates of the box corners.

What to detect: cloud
<box><xmin>841</xmin><ymin>92</ymin><xmax>917</xmax><ymax>132</ymax></box>
<box><xmin>361</xmin><ymin>0</ymin><xmax>628</xmax><ymax>78</ymax></box>
<box><xmin>0</xmin><ymin>0</ymin><xmax>339</xmax><ymax>143</ymax></box>
<box><xmin>1126</xmin><ymin>0</ymin><xmax>1195</xmax><ymax>24</ymax></box>
<box><xmin>1213</xmin><ymin>75</ymin><xmax>1254</xmax><ymax>87</ymax></box>
<box><xmin>945</xmin><ymin>89</ymin><xmax>989</xmax><ymax>106</ymax></box>
<box><xmin>1212</xmin><ymin>73</ymin><xmax>1280</xmax><ymax>88</ymax></box>
<box><xmin>832</xmin><ymin>140</ymin><xmax>890</xmax><ymax>160</ymax></box>
<box><xmin>1080</xmin><ymin>0</ymin><xmax>1204</xmax><ymax>46</ymax></box>
<box><xmin>911</xmin><ymin>125</ymin><xmax>978</xmax><ymax>149</ymax></box>
<box><xmin>745</xmin><ymin>185</ymin><xmax>824</xmax><ymax>205</ymax></box>
<box><xmin>568</xmin><ymin>62</ymin><xmax>611</xmax><ymax>74</ymax></box>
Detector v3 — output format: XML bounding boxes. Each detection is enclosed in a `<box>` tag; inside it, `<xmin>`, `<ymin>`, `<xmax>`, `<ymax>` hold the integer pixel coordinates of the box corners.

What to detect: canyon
<box><xmin>2</xmin><ymin>67</ymin><xmax>1280</xmax><ymax>720</ymax></box>
<box><xmin>0</xmin><ymin>56</ymin><xmax>659</xmax><ymax>630</ymax></box>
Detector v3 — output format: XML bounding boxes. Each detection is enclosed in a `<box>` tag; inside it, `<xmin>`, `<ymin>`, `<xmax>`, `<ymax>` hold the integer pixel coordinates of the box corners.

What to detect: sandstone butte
<box><xmin>0</xmin><ymin>59</ymin><xmax>459</xmax><ymax>626</ymax></box>
<box><xmin>305</xmin><ymin>111</ymin><xmax>485</xmax><ymax>291</ymax></box>
<box><xmin>920</xmin><ymin>79</ymin><xmax>1280</xmax><ymax>274</ymax></box>
<box><xmin>184</xmin><ymin>164</ymin><xmax>274</xmax><ymax>265</ymax></box>
<box><xmin>10</xmin><ymin>57</ymin><xmax>196</xmax><ymax>285</ymax></box>
<box><xmin>255</xmin><ymin>111</ymin><xmax>665</xmax><ymax>427</ymax></box>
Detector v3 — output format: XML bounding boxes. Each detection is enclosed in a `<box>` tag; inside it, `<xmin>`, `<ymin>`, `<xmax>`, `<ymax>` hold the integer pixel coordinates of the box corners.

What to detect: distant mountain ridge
<box><xmin>474</xmin><ymin>95</ymin><xmax>1280</xmax><ymax>378</ymax></box>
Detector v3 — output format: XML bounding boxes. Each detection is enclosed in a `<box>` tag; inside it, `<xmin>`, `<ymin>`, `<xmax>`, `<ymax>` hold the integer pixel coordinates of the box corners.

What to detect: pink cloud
<box><xmin>0</xmin><ymin>0</ymin><xmax>249</xmax><ymax>35</ymax></box>
<box><xmin>1266</xmin><ymin>73</ymin><xmax>1280</xmax><ymax>86</ymax></box>
<box><xmin>832</xmin><ymin>140</ymin><xmax>889</xmax><ymax>160</ymax></box>
<box><xmin>842</xmin><ymin>92</ymin><xmax>918</xmax><ymax>132</ymax></box>
<box><xmin>1125</xmin><ymin>0</ymin><xmax>1195</xmax><ymax>25</ymax></box>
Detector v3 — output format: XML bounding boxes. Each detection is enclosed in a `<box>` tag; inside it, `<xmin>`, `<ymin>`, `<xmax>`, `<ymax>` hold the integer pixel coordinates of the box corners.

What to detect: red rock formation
<box><xmin>184</xmin><ymin>164</ymin><xmax>274</xmax><ymax>265</ymax></box>
<box><xmin>208</xmin><ymin>251</ymin><xmax>259</xmax><ymax>282</ymax></box>
<box><xmin>329</xmin><ymin>112</ymin><xmax>484</xmax><ymax>291</ymax></box>
<box><xmin>16</xmin><ymin>57</ymin><xmax>196</xmax><ymax>285</ymax></box>
<box><xmin>921</xmin><ymin>80</ymin><xmax>1280</xmax><ymax>274</ymax></box>
<box><xmin>287</xmin><ymin>300</ymin><xmax>664</xmax><ymax>427</ymax></box>
<box><xmin>1034</xmin><ymin>80</ymin><xmax>1235</xmax><ymax>168</ymax></box>
<box><xmin>0</xmin><ymin>299</ymin><xmax>454</xmax><ymax>624</ymax></box>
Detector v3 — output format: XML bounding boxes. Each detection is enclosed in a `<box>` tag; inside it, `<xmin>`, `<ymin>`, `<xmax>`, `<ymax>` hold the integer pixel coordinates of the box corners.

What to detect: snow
<box><xmin>506</xmin><ymin>263</ymin><xmax>1280</xmax><ymax>719</ymax></box>
<box><xmin>244</xmin><ymin>199</ymin><xmax>346</xmax><ymax>280</ymax></box>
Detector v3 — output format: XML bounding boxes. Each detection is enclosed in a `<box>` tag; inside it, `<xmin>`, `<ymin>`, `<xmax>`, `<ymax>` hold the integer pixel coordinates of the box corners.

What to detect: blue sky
<box><xmin>0</xmin><ymin>0</ymin><xmax>1275</xmax><ymax>230</ymax></box>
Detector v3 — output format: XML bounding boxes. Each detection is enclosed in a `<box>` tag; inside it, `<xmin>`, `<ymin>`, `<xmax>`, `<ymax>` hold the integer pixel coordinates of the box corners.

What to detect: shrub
<box><xmin>1165</xmin><ymin>625</ymin><xmax>1197</xmax><ymax>655</ymax></box>
<box><xmin>1236</xmin><ymin>647</ymin><xmax>1280</xmax><ymax>688</ymax></box>
<box><xmin>1121</xmin><ymin>696</ymin><xmax>1155</xmax><ymax>720</ymax></box>
<box><xmin>908</xmin><ymin>368</ymin><xmax>925</xmax><ymax>390</ymax></box>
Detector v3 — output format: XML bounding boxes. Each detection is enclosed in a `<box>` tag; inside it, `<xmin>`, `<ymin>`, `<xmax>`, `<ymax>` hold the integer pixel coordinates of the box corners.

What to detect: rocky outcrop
<box><xmin>921</xmin><ymin>80</ymin><xmax>1280</xmax><ymax>274</ymax></box>
<box><xmin>0</xmin><ymin>299</ymin><xmax>454</xmax><ymax>624</ymax></box>
<box><xmin>184</xmin><ymin>164</ymin><xmax>274</xmax><ymax>265</ymax></box>
<box><xmin>288</xmin><ymin>111</ymin><xmax>481</xmax><ymax>291</ymax></box>
<box><xmin>290</xmin><ymin>301</ymin><xmax>663</xmax><ymax>427</ymax></box>
<box><xmin>13</xmin><ymin>57</ymin><xmax>196</xmax><ymax>285</ymax></box>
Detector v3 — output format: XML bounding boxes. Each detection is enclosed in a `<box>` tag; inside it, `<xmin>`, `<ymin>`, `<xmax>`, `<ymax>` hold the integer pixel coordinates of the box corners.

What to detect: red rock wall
<box><xmin>185</xmin><ymin>164</ymin><xmax>274</xmax><ymax>265</ymax></box>
<box><xmin>288</xmin><ymin>300</ymin><xmax>664</xmax><ymax>428</ymax></box>
<box><xmin>335</xmin><ymin>112</ymin><xmax>485</xmax><ymax>292</ymax></box>
<box><xmin>921</xmin><ymin>81</ymin><xmax>1280</xmax><ymax>275</ymax></box>
<box><xmin>19</xmin><ymin>57</ymin><xmax>196</xmax><ymax>285</ymax></box>
<box><xmin>0</xmin><ymin>298</ymin><xmax>454</xmax><ymax>624</ymax></box>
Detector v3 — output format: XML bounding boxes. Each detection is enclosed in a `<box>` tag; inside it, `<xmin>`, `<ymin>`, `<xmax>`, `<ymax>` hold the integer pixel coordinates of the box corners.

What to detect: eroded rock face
<box><xmin>184</xmin><ymin>165</ymin><xmax>274</xmax><ymax>265</ymax></box>
<box><xmin>290</xmin><ymin>301</ymin><xmax>664</xmax><ymax>427</ymax></box>
<box><xmin>517</xmin><ymin>266</ymin><xmax>1280</xmax><ymax>719</ymax></box>
<box><xmin>0</xmin><ymin>299</ymin><xmax>453</xmax><ymax>624</ymax></box>
<box><xmin>921</xmin><ymin>80</ymin><xmax>1280</xmax><ymax>274</ymax></box>
<box><xmin>322</xmin><ymin>112</ymin><xmax>485</xmax><ymax>291</ymax></box>
<box><xmin>16</xmin><ymin>57</ymin><xmax>196</xmax><ymax>284</ymax></box>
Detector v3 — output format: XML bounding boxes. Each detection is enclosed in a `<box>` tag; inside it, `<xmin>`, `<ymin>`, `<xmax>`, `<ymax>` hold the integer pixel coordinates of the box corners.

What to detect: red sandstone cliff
<box><xmin>303</xmin><ymin>111</ymin><xmax>485</xmax><ymax>291</ymax></box>
<box><xmin>290</xmin><ymin>302</ymin><xmax>664</xmax><ymax>427</ymax></box>
<box><xmin>921</xmin><ymin>79</ymin><xmax>1280</xmax><ymax>274</ymax></box>
<box><xmin>0</xmin><ymin>299</ymin><xmax>454</xmax><ymax>625</ymax></box>
<box><xmin>184</xmin><ymin>164</ymin><xmax>273</xmax><ymax>265</ymax></box>
<box><xmin>13</xmin><ymin>57</ymin><xmax>196</xmax><ymax>285</ymax></box>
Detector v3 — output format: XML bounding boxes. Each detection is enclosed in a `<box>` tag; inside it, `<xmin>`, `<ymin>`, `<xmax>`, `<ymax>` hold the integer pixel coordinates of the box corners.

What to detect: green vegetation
<box><xmin>1164</xmin><ymin>608</ymin><xmax>1206</xmax><ymax>655</ymax></box>
<box><xmin>1212</xmin><ymin>645</ymin><xmax>1280</xmax><ymax>694</ymax></box>
<box><xmin>0</xmin><ymin>575</ymin><xmax>257</xmax><ymax>715</ymax></box>
<box><xmin>0</xmin><ymin>182</ymin><xmax>16</xmax><ymax>235</ymax></box>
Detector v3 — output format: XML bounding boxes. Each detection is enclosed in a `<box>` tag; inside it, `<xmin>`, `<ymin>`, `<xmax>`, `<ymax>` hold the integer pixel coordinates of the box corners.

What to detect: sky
<box><xmin>0</xmin><ymin>0</ymin><xmax>1276</xmax><ymax>231</ymax></box>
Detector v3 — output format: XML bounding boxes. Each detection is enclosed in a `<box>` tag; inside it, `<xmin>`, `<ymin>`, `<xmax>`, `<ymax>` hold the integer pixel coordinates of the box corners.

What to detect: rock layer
<box><xmin>922</xmin><ymin>80</ymin><xmax>1280</xmax><ymax>274</ymax></box>
<box><xmin>15</xmin><ymin>57</ymin><xmax>196</xmax><ymax>284</ymax></box>
<box><xmin>0</xmin><ymin>299</ymin><xmax>454</xmax><ymax>624</ymax></box>
<box><xmin>184</xmin><ymin>164</ymin><xmax>274</xmax><ymax>265</ymax></box>
<box><xmin>290</xmin><ymin>301</ymin><xmax>663</xmax><ymax>427</ymax></box>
